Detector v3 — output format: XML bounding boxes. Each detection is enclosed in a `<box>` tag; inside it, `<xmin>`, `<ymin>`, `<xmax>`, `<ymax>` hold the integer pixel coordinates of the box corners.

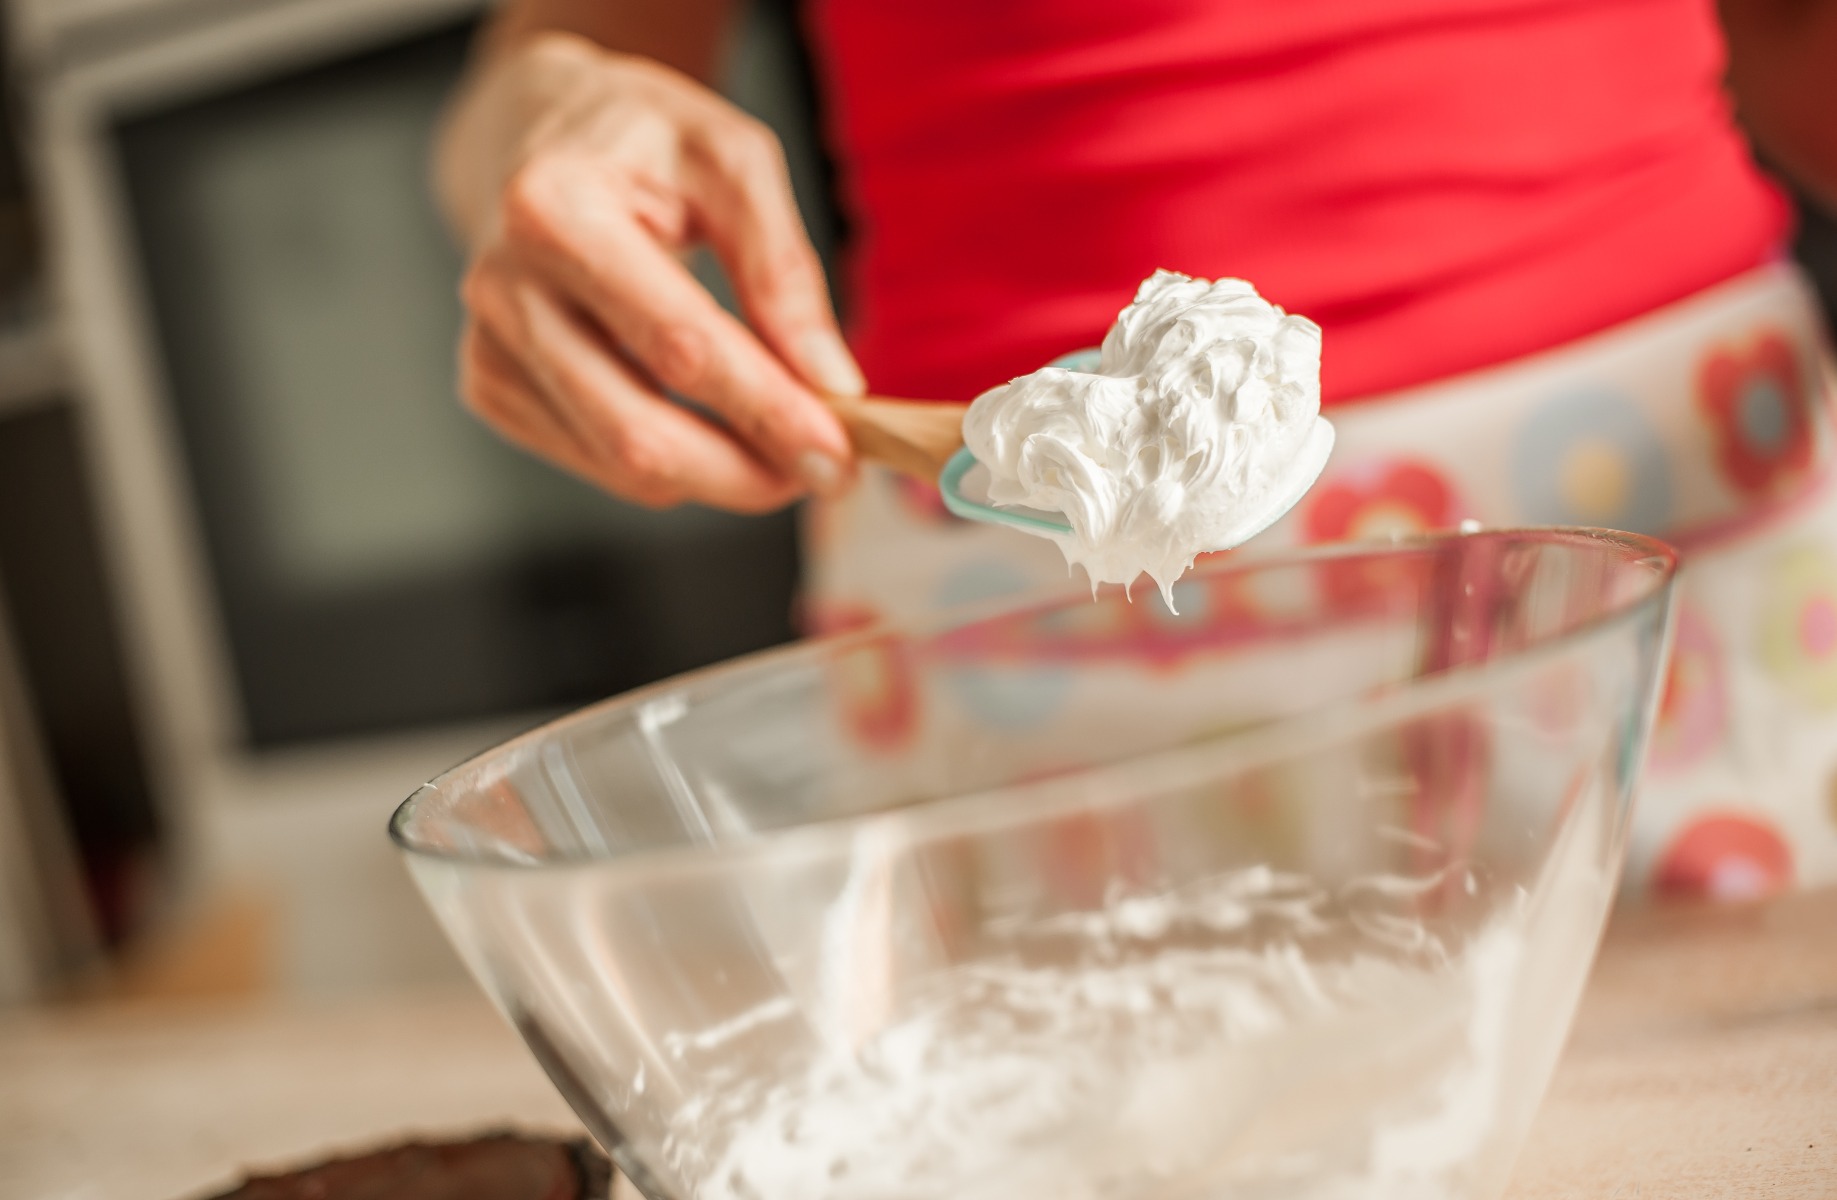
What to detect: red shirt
<box><xmin>807</xmin><ymin>0</ymin><xmax>1790</xmax><ymax>406</ymax></box>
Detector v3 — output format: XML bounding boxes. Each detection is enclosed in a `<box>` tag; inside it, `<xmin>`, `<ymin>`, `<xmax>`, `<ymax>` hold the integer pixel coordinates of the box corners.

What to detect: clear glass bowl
<box><xmin>392</xmin><ymin>528</ymin><xmax>1677</xmax><ymax>1200</ymax></box>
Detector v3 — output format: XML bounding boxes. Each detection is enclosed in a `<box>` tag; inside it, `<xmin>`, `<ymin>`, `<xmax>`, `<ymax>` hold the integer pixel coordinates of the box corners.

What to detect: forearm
<box><xmin>434</xmin><ymin>0</ymin><xmax>736</xmax><ymax>245</ymax></box>
<box><xmin>1719</xmin><ymin>0</ymin><xmax>1837</xmax><ymax>211</ymax></box>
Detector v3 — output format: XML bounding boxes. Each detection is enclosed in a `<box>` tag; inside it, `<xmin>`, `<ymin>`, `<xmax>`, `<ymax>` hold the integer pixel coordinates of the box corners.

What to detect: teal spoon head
<box><xmin>939</xmin><ymin>446</ymin><xmax>1078</xmax><ymax>538</ymax></box>
<box><xmin>936</xmin><ymin>348</ymin><xmax>1334</xmax><ymax>554</ymax></box>
<box><xmin>938</xmin><ymin>347</ymin><xmax>1097</xmax><ymax>541</ymax></box>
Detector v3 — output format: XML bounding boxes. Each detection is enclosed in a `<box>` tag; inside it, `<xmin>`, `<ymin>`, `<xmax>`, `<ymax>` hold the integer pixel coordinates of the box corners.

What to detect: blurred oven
<box><xmin>19</xmin><ymin>0</ymin><xmax>836</xmax><ymax>989</ymax></box>
<box><xmin>0</xmin><ymin>484</ymin><xmax>103</xmax><ymax>1003</ymax></box>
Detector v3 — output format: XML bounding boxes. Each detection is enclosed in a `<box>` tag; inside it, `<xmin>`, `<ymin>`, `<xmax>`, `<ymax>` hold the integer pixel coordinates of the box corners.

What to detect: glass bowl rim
<box><xmin>389</xmin><ymin>526</ymin><xmax>1677</xmax><ymax>873</ymax></box>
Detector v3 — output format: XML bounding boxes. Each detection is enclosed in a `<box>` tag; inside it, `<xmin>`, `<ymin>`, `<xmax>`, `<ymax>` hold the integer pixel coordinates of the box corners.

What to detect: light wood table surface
<box><xmin>4</xmin><ymin>888</ymin><xmax>1833</xmax><ymax>1200</ymax></box>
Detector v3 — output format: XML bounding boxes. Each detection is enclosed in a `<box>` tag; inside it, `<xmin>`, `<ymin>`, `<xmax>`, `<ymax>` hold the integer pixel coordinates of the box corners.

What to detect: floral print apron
<box><xmin>803</xmin><ymin>262</ymin><xmax>1837</xmax><ymax>903</ymax></box>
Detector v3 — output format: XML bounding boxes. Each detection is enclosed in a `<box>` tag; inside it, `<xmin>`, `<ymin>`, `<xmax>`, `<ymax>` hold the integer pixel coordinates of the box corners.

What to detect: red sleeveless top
<box><xmin>805</xmin><ymin>0</ymin><xmax>1789</xmax><ymax>406</ymax></box>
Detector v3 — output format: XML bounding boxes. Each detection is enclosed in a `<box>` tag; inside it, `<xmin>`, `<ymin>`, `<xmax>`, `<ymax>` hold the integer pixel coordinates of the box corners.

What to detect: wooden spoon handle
<box><xmin>826</xmin><ymin>394</ymin><xmax>969</xmax><ymax>482</ymax></box>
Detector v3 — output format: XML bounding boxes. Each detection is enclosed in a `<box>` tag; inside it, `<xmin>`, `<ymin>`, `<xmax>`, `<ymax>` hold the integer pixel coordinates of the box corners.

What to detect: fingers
<box><xmin>679</xmin><ymin>117</ymin><xmax>866</xmax><ymax>402</ymax></box>
<box><xmin>462</xmin><ymin>265</ymin><xmax>805</xmax><ymax>512</ymax></box>
<box><xmin>512</xmin><ymin>283</ymin><xmax>806</xmax><ymax>512</ymax></box>
<box><xmin>499</xmin><ymin>157</ymin><xmax>857</xmax><ymax>497</ymax></box>
<box><xmin>460</xmin><ymin>323</ymin><xmax>612</xmax><ymax>490</ymax></box>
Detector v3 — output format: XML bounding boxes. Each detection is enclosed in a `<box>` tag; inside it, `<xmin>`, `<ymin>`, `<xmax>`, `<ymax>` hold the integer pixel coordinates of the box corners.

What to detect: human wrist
<box><xmin>433</xmin><ymin>33</ymin><xmax>614</xmax><ymax>246</ymax></box>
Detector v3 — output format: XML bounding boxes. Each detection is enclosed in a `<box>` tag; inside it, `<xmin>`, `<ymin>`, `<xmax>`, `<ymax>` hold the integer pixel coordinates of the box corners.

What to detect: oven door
<box><xmin>32</xmin><ymin>0</ymin><xmax>838</xmax><ymax>989</ymax></box>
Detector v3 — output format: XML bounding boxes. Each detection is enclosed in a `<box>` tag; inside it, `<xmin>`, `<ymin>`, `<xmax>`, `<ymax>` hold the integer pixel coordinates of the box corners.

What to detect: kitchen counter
<box><xmin>4</xmin><ymin>887</ymin><xmax>1834</xmax><ymax>1200</ymax></box>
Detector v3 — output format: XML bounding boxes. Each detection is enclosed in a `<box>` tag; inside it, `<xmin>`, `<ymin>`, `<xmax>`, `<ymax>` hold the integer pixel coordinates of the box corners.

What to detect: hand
<box><xmin>449</xmin><ymin>33</ymin><xmax>863</xmax><ymax>512</ymax></box>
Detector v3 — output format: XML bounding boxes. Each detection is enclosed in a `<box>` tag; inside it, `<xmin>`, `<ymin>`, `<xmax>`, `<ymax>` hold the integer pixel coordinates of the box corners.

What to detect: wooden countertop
<box><xmin>3</xmin><ymin>888</ymin><xmax>1833</xmax><ymax>1200</ymax></box>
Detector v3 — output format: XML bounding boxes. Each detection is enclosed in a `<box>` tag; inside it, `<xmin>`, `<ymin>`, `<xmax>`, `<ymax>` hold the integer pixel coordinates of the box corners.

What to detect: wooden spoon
<box><xmin>825</xmin><ymin>393</ymin><xmax>969</xmax><ymax>482</ymax></box>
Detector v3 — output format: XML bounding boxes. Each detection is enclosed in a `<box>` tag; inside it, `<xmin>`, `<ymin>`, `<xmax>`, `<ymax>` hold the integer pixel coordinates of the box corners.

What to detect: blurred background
<box><xmin>0</xmin><ymin>0</ymin><xmax>1832</xmax><ymax>1006</ymax></box>
<box><xmin>0</xmin><ymin>0</ymin><xmax>844</xmax><ymax>1004</ymax></box>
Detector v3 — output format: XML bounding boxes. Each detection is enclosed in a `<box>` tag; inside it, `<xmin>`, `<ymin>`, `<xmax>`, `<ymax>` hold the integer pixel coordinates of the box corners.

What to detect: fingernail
<box><xmin>797</xmin><ymin>450</ymin><xmax>848</xmax><ymax>499</ymax></box>
<box><xmin>801</xmin><ymin>331</ymin><xmax>866</xmax><ymax>397</ymax></box>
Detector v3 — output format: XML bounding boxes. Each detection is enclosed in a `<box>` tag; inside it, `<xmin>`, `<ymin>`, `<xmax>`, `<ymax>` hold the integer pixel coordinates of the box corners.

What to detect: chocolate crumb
<box><xmin>198</xmin><ymin>1132</ymin><xmax>612</xmax><ymax>1200</ymax></box>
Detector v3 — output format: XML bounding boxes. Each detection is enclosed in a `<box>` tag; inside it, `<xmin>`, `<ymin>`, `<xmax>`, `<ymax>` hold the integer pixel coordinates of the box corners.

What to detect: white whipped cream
<box><xmin>962</xmin><ymin>270</ymin><xmax>1334</xmax><ymax>606</ymax></box>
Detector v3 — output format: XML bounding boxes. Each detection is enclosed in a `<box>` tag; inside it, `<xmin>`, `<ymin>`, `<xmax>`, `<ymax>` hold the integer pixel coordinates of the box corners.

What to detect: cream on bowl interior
<box><xmin>391</xmin><ymin>527</ymin><xmax>1677</xmax><ymax>1200</ymax></box>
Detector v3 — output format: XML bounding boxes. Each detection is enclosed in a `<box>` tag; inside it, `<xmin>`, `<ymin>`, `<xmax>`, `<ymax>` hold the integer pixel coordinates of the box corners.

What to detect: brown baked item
<box><xmin>199</xmin><ymin>1132</ymin><xmax>612</xmax><ymax>1200</ymax></box>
